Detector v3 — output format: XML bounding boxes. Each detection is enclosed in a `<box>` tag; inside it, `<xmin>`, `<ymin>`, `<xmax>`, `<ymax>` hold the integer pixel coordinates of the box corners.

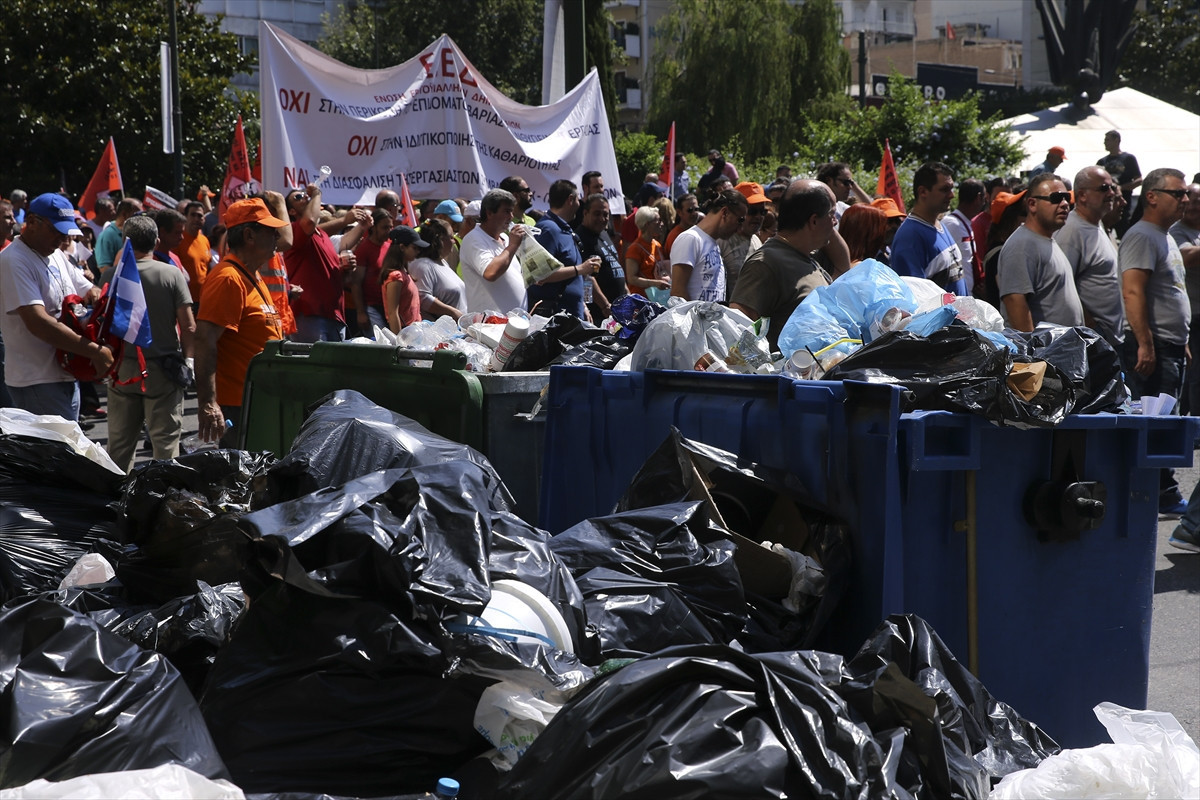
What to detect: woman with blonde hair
<box><xmin>624</xmin><ymin>206</ymin><xmax>671</xmax><ymax>297</ymax></box>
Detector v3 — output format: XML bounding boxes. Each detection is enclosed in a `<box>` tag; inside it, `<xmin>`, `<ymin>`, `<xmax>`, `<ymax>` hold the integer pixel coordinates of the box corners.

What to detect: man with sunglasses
<box><xmin>283</xmin><ymin>184</ymin><xmax>352</xmax><ymax>343</ymax></box>
<box><xmin>816</xmin><ymin>162</ymin><xmax>871</xmax><ymax>223</ymax></box>
<box><xmin>720</xmin><ymin>182</ymin><xmax>769</xmax><ymax>300</ymax></box>
<box><xmin>997</xmin><ymin>173</ymin><xmax>1084</xmax><ymax>331</ymax></box>
<box><xmin>1055</xmin><ymin>166</ymin><xmax>1123</xmax><ymax>350</ymax></box>
<box><xmin>1168</xmin><ymin>182</ymin><xmax>1200</xmax><ymax>416</ymax></box>
<box><xmin>1119</xmin><ymin>167</ymin><xmax>1191</xmax><ymax>518</ymax></box>
<box><xmin>670</xmin><ymin>188</ymin><xmax>747</xmax><ymax>303</ymax></box>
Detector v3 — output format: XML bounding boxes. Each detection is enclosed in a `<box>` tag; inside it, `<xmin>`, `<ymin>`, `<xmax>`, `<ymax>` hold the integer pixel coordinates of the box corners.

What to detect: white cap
<box><xmin>464</xmin><ymin>199</ymin><xmax>482</xmax><ymax>218</ymax></box>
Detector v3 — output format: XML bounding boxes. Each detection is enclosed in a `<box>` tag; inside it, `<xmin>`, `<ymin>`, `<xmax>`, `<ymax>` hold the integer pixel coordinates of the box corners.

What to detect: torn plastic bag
<box><xmin>114</xmin><ymin>450</ymin><xmax>274</xmax><ymax>604</ymax></box>
<box><xmin>0</xmin><ymin>598</ymin><xmax>227</xmax><ymax>788</ymax></box>
<box><xmin>264</xmin><ymin>389</ymin><xmax>514</xmax><ymax>511</ymax></box>
<box><xmin>503</xmin><ymin>312</ymin><xmax>608</xmax><ymax>372</ymax></box>
<box><xmin>0</xmin><ymin>436</ymin><xmax>123</xmax><ymax>603</ymax></box>
<box><xmin>616</xmin><ymin>428</ymin><xmax>852</xmax><ymax>650</ymax></box>
<box><xmin>51</xmin><ymin>580</ymin><xmax>246</xmax><ymax>697</ymax></box>
<box><xmin>549</xmin><ymin>502</ymin><xmax>748</xmax><ymax>655</ymax></box>
<box><xmin>628</xmin><ymin>301</ymin><xmax>755</xmax><ymax>371</ymax></box>
<box><xmin>496</xmin><ymin>642</ymin><xmax>899</xmax><ymax>799</ymax></box>
<box><xmin>610</xmin><ymin>293</ymin><xmax>667</xmax><ymax>340</ymax></box>
<box><xmin>990</xmin><ymin>702</ymin><xmax>1200</xmax><ymax>799</ymax></box>
<box><xmin>841</xmin><ymin>615</ymin><xmax>1059</xmax><ymax>797</ymax></box>
<box><xmin>1005</xmin><ymin>325</ymin><xmax>1127</xmax><ymax>414</ymax></box>
<box><xmin>550</xmin><ymin>334</ymin><xmax>633</xmax><ymax>369</ymax></box>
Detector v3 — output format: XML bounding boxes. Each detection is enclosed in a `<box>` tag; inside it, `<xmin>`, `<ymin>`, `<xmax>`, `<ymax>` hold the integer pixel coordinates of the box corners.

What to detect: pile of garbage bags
<box><xmin>5</xmin><ymin>390</ymin><xmax>1183</xmax><ymax>798</ymax></box>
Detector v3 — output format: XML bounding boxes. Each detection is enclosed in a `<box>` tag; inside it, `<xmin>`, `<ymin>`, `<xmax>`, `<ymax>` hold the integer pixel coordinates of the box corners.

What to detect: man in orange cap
<box><xmin>870</xmin><ymin>197</ymin><xmax>906</xmax><ymax>264</ymax></box>
<box><xmin>194</xmin><ymin>194</ymin><xmax>290</xmax><ymax>446</ymax></box>
<box><xmin>721</xmin><ymin>181</ymin><xmax>769</xmax><ymax>298</ymax></box>
<box><xmin>1030</xmin><ymin>146</ymin><xmax>1067</xmax><ymax>179</ymax></box>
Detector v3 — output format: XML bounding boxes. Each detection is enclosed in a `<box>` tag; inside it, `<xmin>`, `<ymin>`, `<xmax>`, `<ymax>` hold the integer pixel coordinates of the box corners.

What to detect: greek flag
<box><xmin>109</xmin><ymin>239</ymin><xmax>153</xmax><ymax>348</ymax></box>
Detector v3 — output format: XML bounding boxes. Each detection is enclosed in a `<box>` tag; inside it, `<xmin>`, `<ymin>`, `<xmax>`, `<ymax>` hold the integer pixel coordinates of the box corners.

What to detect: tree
<box><xmin>647</xmin><ymin>0</ymin><xmax>849</xmax><ymax>158</ymax></box>
<box><xmin>0</xmin><ymin>0</ymin><xmax>256</xmax><ymax>200</ymax></box>
<box><xmin>1115</xmin><ymin>0</ymin><xmax>1200</xmax><ymax>115</ymax></box>
<box><xmin>319</xmin><ymin>0</ymin><xmax>543</xmax><ymax>105</ymax></box>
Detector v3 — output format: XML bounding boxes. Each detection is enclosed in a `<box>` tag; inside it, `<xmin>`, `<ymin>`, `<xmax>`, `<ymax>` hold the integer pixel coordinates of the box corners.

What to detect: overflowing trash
<box><xmin>0</xmin><ymin>388</ymin><xmax>1186</xmax><ymax>797</ymax></box>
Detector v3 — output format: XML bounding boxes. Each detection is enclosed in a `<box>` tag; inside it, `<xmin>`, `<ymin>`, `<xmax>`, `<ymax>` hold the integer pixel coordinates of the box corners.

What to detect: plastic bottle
<box><xmin>434</xmin><ymin>777</ymin><xmax>460</xmax><ymax>798</ymax></box>
<box><xmin>582</xmin><ymin>274</ymin><xmax>594</xmax><ymax>303</ymax></box>
<box><xmin>489</xmin><ymin>313</ymin><xmax>531</xmax><ymax>372</ymax></box>
<box><xmin>180</xmin><ymin>419</ymin><xmax>232</xmax><ymax>454</ymax></box>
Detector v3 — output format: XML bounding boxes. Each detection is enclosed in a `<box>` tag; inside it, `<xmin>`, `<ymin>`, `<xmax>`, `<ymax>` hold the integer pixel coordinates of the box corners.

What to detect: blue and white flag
<box><xmin>109</xmin><ymin>239</ymin><xmax>153</xmax><ymax>348</ymax></box>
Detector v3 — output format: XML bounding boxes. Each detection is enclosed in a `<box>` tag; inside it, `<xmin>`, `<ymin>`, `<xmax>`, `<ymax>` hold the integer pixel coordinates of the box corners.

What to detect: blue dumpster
<box><xmin>539</xmin><ymin>365</ymin><xmax>1199</xmax><ymax>747</ymax></box>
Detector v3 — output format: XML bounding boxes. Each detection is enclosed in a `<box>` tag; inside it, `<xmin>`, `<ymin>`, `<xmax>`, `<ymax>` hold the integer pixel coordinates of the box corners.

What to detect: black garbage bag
<box><xmin>115</xmin><ymin>450</ymin><xmax>274</xmax><ymax>604</ymax></box>
<box><xmin>52</xmin><ymin>580</ymin><xmax>246</xmax><ymax>697</ymax></box>
<box><xmin>206</xmin><ymin>464</ymin><xmax>590</xmax><ymax>795</ymax></box>
<box><xmin>1006</xmin><ymin>325</ymin><xmax>1127</xmax><ymax>414</ymax></box>
<box><xmin>617</xmin><ymin>428</ymin><xmax>853</xmax><ymax>651</ymax></box>
<box><xmin>549</xmin><ymin>502</ymin><xmax>748</xmax><ymax>658</ymax></box>
<box><xmin>0</xmin><ymin>598</ymin><xmax>227</xmax><ymax>788</ymax></box>
<box><xmin>265</xmin><ymin>389</ymin><xmax>514</xmax><ymax>512</ymax></box>
<box><xmin>504</xmin><ymin>312</ymin><xmax>610</xmax><ymax>372</ymax></box>
<box><xmin>497</xmin><ymin>615</ymin><xmax>1058</xmax><ymax>800</ymax></box>
<box><xmin>0</xmin><ymin>436</ymin><xmax>123</xmax><ymax>603</ymax></box>
<box><xmin>550</xmin><ymin>334</ymin><xmax>633</xmax><ymax>369</ymax></box>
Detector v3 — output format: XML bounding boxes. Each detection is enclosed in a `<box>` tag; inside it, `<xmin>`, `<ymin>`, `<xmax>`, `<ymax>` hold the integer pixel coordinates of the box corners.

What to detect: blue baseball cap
<box><xmin>28</xmin><ymin>193</ymin><xmax>81</xmax><ymax>235</ymax></box>
<box><xmin>434</xmin><ymin>199</ymin><xmax>463</xmax><ymax>223</ymax></box>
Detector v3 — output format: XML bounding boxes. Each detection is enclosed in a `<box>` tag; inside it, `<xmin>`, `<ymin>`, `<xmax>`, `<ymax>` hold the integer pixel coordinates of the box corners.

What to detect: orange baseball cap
<box><xmin>870</xmin><ymin>197</ymin><xmax>906</xmax><ymax>218</ymax></box>
<box><xmin>990</xmin><ymin>190</ymin><xmax>1027</xmax><ymax>224</ymax></box>
<box><xmin>735</xmin><ymin>181</ymin><xmax>768</xmax><ymax>205</ymax></box>
<box><xmin>224</xmin><ymin>198</ymin><xmax>289</xmax><ymax>228</ymax></box>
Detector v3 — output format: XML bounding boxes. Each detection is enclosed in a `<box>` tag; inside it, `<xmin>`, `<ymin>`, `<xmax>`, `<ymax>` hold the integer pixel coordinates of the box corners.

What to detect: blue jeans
<box><xmin>292</xmin><ymin>314</ymin><xmax>346</xmax><ymax>344</ymax></box>
<box><xmin>1121</xmin><ymin>336</ymin><xmax>1187</xmax><ymax>506</ymax></box>
<box><xmin>1179</xmin><ymin>480</ymin><xmax>1200</xmax><ymax>538</ymax></box>
<box><xmin>8</xmin><ymin>381</ymin><xmax>80</xmax><ymax>420</ymax></box>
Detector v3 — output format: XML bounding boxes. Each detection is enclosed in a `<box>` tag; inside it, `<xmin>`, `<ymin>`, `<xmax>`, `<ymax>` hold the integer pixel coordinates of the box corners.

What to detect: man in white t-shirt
<box><xmin>0</xmin><ymin>193</ymin><xmax>114</xmax><ymax>420</ymax></box>
<box><xmin>670</xmin><ymin>188</ymin><xmax>747</xmax><ymax>303</ymax></box>
<box><xmin>941</xmin><ymin>178</ymin><xmax>986</xmax><ymax>294</ymax></box>
<box><xmin>459</xmin><ymin>189</ymin><xmax>527</xmax><ymax>313</ymax></box>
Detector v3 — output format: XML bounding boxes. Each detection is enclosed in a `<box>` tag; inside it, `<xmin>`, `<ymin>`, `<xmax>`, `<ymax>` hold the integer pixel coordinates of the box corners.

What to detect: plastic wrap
<box><xmin>628</xmin><ymin>301</ymin><xmax>755</xmax><ymax>371</ymax></box>
<box><xmin>610</xmin><ymin>293</ymin><xmax>667</xmax><ymax>340</ymax></box>
<box><xmin>0</xmin><ymin>598</ymin><xmax>227</xmax><ymax>788</ymax></box>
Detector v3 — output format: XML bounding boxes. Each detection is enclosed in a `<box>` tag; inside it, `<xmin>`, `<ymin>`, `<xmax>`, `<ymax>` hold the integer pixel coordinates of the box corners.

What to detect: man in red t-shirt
<box><xmin>351</xmin><ymin>208</ymin><xmax>393</xmax><ymax>333</ymax></box>
<box><xmin>282</xmin><ymin>184</ymin><xmax>350</xmax><ymax>342</ymax></box>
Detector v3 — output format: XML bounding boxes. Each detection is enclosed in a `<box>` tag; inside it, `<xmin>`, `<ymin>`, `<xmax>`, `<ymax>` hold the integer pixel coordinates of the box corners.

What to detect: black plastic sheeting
<box><xmin>115</xmin><ymin>450</ymin><xmax>275</xmax><ymax>604</ymax></box>
<box><xmin>496</xmin><ymin>615</ymin><xmax>1059</xmax><ymax>800</ymax></box>
<box><xmin>0</xmin><ymin>598</ymin><xmax>228</xmax><ymax>788</ymax></box>
<box><xmin>503</xmin><ymin>312</ymin><xmax>631</xmax><ymax>372</ymax></box>
<box><xmin>0</xmin><ymin>436</ymin><xmax>123</xmax><ymax>603</ymax></box>
<box><xmin>203</xmin><ymin>453</ymin><xmax>591</xmax><ymax>796</ymax></box>
<box><xmin>1006</xmin><ymin>325</ymin><xmax>1126</xmax><ymax>415</ymax></box>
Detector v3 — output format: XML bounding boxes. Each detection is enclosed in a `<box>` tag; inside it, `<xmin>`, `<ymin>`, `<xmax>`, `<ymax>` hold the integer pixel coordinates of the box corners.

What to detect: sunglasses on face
<box><xmin>1087</xmin><ymin>184</ymin><xmax>1115</xmax><ymax>194</ymax></box>
<box><xmin>1152</xmin><ymin>188</ymin><xmax>1187</xmax><ymax>200</ymax></box>
<box><xmin>1031</xmin><ymin>192</ymin><xmax>1072</xmax><ymax>205</ymax></box>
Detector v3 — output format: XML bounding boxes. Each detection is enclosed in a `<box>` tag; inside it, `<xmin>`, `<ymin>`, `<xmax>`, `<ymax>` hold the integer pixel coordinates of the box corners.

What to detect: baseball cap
<box><xmin>434</xmin><ymin>199</ymin><xmax>463</xmax><ymax>223</ymax></box>
<box><xmin>1048</xmin><ymin>146</ymin><xmax>1066</xmax><ymax>159</ymax></box>
<box><xmin>734</xmin><ymin>181</ymin><xmax>768</xmax><ymax>205</ymax></box>
<box><xmin>224</xmin><ymin>198</ymin><xmax>289</xmax><ymax>228</ymax></box>
<box><xmin>388</xmin><ymin>225</ymin><xmax>430</xmax><ymax>248</ymax></box>
<box><xmin>464</xmin><ymin>200</ymin><xmax>482</xmax><ymax>218</ymax></box>
<box><xmin>990</xmin><ymin>190</ymin><xmax>1027</xmax><ymax>224</ymax></box>
<box><xmin>870</xmin><ymin>197</ymin><xmax>907</xmax><ymax>218</ymax></box>
<box><xmin>28</xmin><ymin>193</ymin><xmax>80</xmax><ymax>235</ymax></box>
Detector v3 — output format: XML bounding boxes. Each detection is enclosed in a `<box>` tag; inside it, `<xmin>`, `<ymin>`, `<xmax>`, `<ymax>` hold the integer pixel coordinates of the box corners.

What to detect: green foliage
<box><xmin>648</xmin><ymin>0</ymin><xmax>849</xmax><ymax>158</ymax></box>
<box><xmin>613</xmin><ymin>131</ymin><xmax>663</xmax><ymax>197</ymax></box>
<box><xmin>0</xmin><ymin>0</ymin><xmax>256</xmax><ymax>199</ymax></box>
<box><xmin>1115</xmin><ymin>0</ymin><xmax>1200</xmax><ymax>115</ymax></box>
<box><xmin>797</xmin><ymin>75</ymin><xmax>1026</xmax><ymax>201</ymax></box>
<box><xmin>319</xmin><ymin>0</ymin><xmax>543</xmax><ymax>105</ymax></box>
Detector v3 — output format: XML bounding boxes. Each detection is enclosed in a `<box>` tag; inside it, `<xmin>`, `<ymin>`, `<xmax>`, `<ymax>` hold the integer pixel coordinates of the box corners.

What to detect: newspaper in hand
<box><xmin>514</xmin><ymin>225</ymin><xmax>563</xmax><ymax>287</ymax></box>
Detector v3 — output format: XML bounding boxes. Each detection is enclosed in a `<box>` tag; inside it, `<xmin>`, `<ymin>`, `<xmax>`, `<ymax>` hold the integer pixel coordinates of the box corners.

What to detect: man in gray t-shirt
<box><xmin>1056</xmin><ymin>166</ymin><xmax>1124</xmax><ymax>348</ymax></box>
<box><xmin>997</xmin><ymin>175</ymin><xmax>1084</xmax><ymax>330</ymax></box>
<box><xmin>1167</xmin><ymin>181</ymin><xmax>1200</xmax><ymax>414</ymax></box>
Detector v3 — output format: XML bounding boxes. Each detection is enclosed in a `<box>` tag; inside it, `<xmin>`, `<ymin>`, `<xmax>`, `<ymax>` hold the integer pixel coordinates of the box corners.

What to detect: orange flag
<box><xmin>658</xmin><ymin>122</ymin><xmax>675</xmax><ymax>198</ymax></box>
<box><xmin>219</xmin><ymin>116</ymin><xmax>261</xmax><ymax>222</ymax></box>
<box><xmin>875</xmin><ymin>139</ymin><xmax>906</xmax><ymax>214</ymax></box>
<box><xmin>79</xmin><ymin>137</ymin><xmax>123</xmax><ymax>219</ymax></box>
<box><xmin>398</xmin><ymin>173</ymin><xmax>417</xmax><ymax>228</ymax></box>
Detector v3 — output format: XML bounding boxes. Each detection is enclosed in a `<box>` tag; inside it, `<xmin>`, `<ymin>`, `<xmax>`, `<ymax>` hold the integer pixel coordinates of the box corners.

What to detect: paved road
<box><xmin>80</xmin><ymin>387</ymin><xmax>1200</xmax><ymax>746</ymax></box>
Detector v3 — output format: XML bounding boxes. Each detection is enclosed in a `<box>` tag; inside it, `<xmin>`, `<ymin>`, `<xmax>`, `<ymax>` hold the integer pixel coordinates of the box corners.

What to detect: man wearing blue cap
<box><xmin>0</xmin><ymin>193</ymin><xmax>113</xmax><ymax>419</ymax></box>
<box><xmin>432</xmin><ymin>200</ymin><xmax>463</xmax><ymax>271</ymax></box>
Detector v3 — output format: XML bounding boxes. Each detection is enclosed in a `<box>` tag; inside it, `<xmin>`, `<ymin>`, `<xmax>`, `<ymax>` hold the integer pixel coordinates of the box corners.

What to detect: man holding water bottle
<box><xmin>530</xmin><ymin>179</ymin><xmax>600</xmax><ymax>320</ymax></box>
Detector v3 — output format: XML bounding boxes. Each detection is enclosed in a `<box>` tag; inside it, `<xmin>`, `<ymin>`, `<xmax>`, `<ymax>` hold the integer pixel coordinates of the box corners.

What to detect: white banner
<box><xmin>142</xmin><ymin>185</ymin><xmax>178</xmax><ymax>211</ymax></box>
<box><xmin>259</xmin><ymin>22</ymin><xmax>623</xmax><ymax>214</ymax></box>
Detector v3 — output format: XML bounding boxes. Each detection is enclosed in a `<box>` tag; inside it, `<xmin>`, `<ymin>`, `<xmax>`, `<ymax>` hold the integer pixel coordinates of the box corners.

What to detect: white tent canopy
<box><xmin>1000</xmin><ymin>87</ymin><xmax>1200</xmax><ymax>185</ymax></box>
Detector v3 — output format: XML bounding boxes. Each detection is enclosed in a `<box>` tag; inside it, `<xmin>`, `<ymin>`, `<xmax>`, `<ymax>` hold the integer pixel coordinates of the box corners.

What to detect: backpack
<box><xmin>55</xmin><ymin>290</ymin><xmax>144</xmax><ymax>386</ymax></box>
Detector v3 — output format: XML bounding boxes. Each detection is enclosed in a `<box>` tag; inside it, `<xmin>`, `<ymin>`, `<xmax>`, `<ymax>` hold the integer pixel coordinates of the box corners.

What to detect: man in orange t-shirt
<box><xmin>195</xmin><ymin>196</ymin><xmax>288</xmax><ymax>446</ymax></box>
<box><xmin>173</xmin><ymin>201</ymin><xmax>211</xmax><ymax>307</ymax></box>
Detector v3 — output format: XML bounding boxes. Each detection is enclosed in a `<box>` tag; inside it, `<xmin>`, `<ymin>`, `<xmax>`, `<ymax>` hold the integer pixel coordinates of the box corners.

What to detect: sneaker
<box><xmin>1159</xmin><ymin>499</ymin><xmax>1187</xmax><ymax>520</ymax></box>
<box><xmin>80</xmin><ymin>407</ymin><xmax>106</xmax><ymax>420</ymax></box>
<box><xmin>1168</xmin><ymin>525</ymin><xmax>1200</xmax><ymax>553</ymax></box>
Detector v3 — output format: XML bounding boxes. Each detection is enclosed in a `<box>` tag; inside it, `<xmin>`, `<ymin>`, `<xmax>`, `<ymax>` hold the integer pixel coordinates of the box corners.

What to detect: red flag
<box><xmin>79</xmin><ymin>137</ymin><xmax>123</xmax><ymax>219</ymax></box>
<box><xmin>875</xmin><ymin>139</ymin><xmax>906</xmax><ymax>214</ymax></box>
<box><xmin>219</xmin><ymin>116</ymin><xmax>261</xmax><ymax>222</ymax></box>
<box><xmin>946</xmin><ymin>20</ymin><xmax>956</xmax><ymax>40</ymax></box>
<box><xmin>658</xmin><ymin>122</ymin><xmax>675</xmax><ymax>198</ymax></box>
<box><xmin>398</xmin><ymin>173</ymin><xmax>417</xmax><ymax>228</ymax></box>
